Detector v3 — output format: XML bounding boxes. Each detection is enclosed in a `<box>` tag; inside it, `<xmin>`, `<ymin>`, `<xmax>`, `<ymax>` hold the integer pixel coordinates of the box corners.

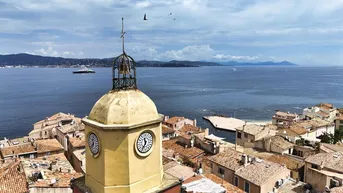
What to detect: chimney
<box><xmin>194</xmin><ymin>119</ymin><xmax>197</xmax><ymax>126</ymax></box>
<box><xmin>241</xmin><ymin>154</ymin><xmax>248</xmax><ymax>167</ymax></box>
<box><xmin>204</xmin><ymin>128</ymin><xmax>209</xmax><ymax>136</ymax></box>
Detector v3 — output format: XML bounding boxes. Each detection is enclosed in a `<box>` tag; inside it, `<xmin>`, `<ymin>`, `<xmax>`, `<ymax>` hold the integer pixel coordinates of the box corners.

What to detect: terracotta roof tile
<box><xmin>21</xmin><ymin>153</ymin><xmax>82</xmax><ymax>188</ymax></box>
<box><xmin>207</xmin><ymin>148</ymin><xmax>244</xmax><ymax>171</ymax></box>
<box><xmin>162</xmin><ymin>139</ymin><xmax>204</xmax><ymax>159</ymax></box>
<box><xmin>331</xmin><ymin>186</ymin><xmax>343</xmax><ymax>193</ymax></box>
<box><xmin>267</xmin><ymin>155</ymin><xmax>304</xmax><ymax>170</ymax></box>
<box><xmin>305</xmin><ymin>152</ymin><xmax>343</xmax><ymax>173</ymax></box>
<box><xmin>236</xmin><ymin>124</ymin><xmax>270</xmax><ymax>136</ymax></box>
<box><xmin>35</xmin><ymin>139</ymin><xmax>64</xmax><ymax>154</ymax></box>
<box><xmin>69</xmin><ymin>137</ymin><xmax>85</xmax><ymax>148</ymax></box>
<box><xmin>57</xmin><ymin>123</ymin><xmax>85</xmax><ymax>134</ymax></box>
<box><xmin>269</xmin><ymin>136</ymin><xmax>294</xmax><ymax>150</ymax></box>
<box><xmin>320</xmin><ymin>143</ymin><xmax>343</xmax><ymax>153</ymax></box>
<box><xmin>235</xmin><ymin>160</ymin><xmax>289</xmax><ymax>186</ymax></box>
<box><xmin>288</xmin><ymin>126</ymin><xmax>308</xmax><ymax>135</ymax></box>
<box><xmin>162</xmin><ymin>125</ymin><xmax>175</xmax><ymax>134</ymax></box>
<box><xmin>164</xmin><ymin>117</ymin><xmax>185</xmax><ymax>124</ymax></box>
<box><xmin>0</xmin><ymin>144</ymin><xmax>36</xmax><ymax>158</ymax></box>
<box><xmin>205</xmin><ymin>174</ymin><xmax>245</xmax><ymax>193</ymax></box>
<box><xmin>0</xmin><ymin>161</ymin><xmax>28</xmax><ymax>193</ymax></box>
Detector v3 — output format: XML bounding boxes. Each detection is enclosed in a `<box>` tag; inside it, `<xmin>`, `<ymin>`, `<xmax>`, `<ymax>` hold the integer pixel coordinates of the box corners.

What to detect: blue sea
<box><xmin>1</xmin><ymin>66</ymin><xmax>343</xmax><ymax>142</ymax></box>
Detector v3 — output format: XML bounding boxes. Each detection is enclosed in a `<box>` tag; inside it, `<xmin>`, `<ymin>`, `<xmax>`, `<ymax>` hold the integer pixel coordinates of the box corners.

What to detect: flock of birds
<box><xmin>143</xmin><ymin>13</ymin><xmax>176</xmax><ymax>20</ymax></box>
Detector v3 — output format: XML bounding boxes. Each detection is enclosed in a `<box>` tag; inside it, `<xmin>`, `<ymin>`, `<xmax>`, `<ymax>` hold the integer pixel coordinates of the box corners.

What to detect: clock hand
<box><xmin>142</xmin><ymin>138</ymin><xmax>147</xmax><ymax>150</ymax></box>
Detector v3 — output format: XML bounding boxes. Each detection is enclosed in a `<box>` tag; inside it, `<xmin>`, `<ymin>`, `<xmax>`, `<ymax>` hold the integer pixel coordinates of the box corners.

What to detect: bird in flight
<box><xmin>143</xmin><ymin>14</ymin><xmax>147</xmax><ymax>20</ymax></box>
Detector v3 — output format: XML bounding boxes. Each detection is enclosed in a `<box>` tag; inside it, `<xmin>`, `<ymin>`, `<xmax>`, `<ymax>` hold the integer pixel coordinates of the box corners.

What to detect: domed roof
<box><xmin>88</xmin><ymin>90</ymin><xmax>159</xmax><ymax>125</ymax></box>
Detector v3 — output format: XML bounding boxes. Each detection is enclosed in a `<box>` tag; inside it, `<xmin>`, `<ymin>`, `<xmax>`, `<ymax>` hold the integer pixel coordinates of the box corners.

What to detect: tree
<box><xmin>318</xmin><ymin>132</ymin><xmax>334</xmax><ymax>144</ymax></box>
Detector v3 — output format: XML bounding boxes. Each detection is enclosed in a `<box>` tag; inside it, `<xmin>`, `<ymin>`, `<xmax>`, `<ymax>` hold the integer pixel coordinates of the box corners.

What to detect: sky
<box><xmin>0</xmin><ymin>0</ymin><xmax>343</xmax><ymax>65</ymax></box>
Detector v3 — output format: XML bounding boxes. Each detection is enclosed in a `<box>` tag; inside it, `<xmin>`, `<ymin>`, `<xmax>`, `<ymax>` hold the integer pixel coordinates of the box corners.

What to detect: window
<box><xmin>244</xmin><ymin>133</ymin><xmax>248</xmax><ymax>138</ymax></box>
<box><xmin>244</xmin><ymin>181</ymin><xmax>250</xmax><ymax>193</ymax></box>
<box><xmin>311</xmin><ymin>164</ymin><xmax>319</xmax><ymax>169</ymax></box>
<box><xmin>210</xmin><ymin>163</ymin><xmax>213</xmax><ymax>168</ymax></box>
<box><xmin>45</xmin><ymin>131</ymin><xmax>47</xmax><ymax>136</ymax></box>
<box><xmin>237</xmin><ymin>132</ymin><xmax>241</xmax><ymax>139</ymax></box>
<box><xmin>234</xmin><ymin>176</ymin><xmax>239</xmax><ymax>186</ymax></box>
<box><xmin>218</xmin><ymin>167</ymin><xmax>225</xmax><ymax>175</ymax></box>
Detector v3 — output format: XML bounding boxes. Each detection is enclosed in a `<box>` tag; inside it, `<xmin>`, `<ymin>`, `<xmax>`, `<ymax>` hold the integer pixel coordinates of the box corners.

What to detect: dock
<box><xmin>203</xmin><ymin>116</ymin><xmax>246</xmax><ymax>131</ymax></box>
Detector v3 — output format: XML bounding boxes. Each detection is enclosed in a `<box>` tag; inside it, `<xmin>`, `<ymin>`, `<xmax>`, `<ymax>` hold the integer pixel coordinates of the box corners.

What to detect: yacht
<box><xmin>73</xmin><ymin>66</ymin><xmax>95</xmax><ymax>74</ymax></box>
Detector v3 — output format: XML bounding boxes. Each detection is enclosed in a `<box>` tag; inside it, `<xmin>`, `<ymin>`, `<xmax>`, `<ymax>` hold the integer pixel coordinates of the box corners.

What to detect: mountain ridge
<box><xmin>0</xmin><ymin>53</ymin><xmax>297</xmax><ymax>67</ymax></box>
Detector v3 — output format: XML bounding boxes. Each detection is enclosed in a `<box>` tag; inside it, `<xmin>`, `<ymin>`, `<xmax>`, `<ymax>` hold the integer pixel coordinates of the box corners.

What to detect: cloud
<box><xmin>37</xmin><ymin>47</ymin><xmax>59</xmax><ymax>57</ymax></box>
<box><xmin>212</xmin><ymin>54</ymin><xmax>259</xmax><ymax>61</ymax></box>
<box><xmin>1</xmin><ymin>0</ymin><xmax>343</xmax><ymax>65</ymax></box>
<box><xmin>160</xmin><ymin>45</ymin><xmax>214</xmax><ymax>61</ymax></box>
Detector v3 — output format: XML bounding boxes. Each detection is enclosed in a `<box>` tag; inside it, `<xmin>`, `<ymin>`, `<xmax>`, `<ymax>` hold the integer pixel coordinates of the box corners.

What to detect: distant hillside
<box><xmin>0</xmin><ymin>54</ymin><xmax>221</xmax><ymax>67</ymax></box>
<box><xmin>0</xmin><ymin>53</ymin><xmax>297</xmax><ymax>67</ymax></box>
<box><xmin>219</xmin><ymin>61</ymin><xmax>297</xmax><ymax>66</ymax></box>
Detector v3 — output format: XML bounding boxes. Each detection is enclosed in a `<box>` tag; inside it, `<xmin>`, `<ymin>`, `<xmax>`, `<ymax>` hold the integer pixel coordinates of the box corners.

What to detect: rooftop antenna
<box><xmin>121</xmin><ymin>17</ymin><xmax>126</xmax><ymax>54</ymax></box>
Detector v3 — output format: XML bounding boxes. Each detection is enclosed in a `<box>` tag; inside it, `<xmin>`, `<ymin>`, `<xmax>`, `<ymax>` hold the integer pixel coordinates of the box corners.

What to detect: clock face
<box><xmin>136</xmin><ymin>132</ymin><xmax>153</xmax><ymax>154</ymax></box>
<box><xmin>88</xmin><ymin>133</ymin><xmax>99</xmax><ymax>155</ymax></box>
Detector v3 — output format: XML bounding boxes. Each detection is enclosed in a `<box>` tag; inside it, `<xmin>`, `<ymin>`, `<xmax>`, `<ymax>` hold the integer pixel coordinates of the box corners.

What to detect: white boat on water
<box><xmin>232</xmin><ymin>68</ymin><xmax>237</xmax><ymax>72</ymax></box>
<box><xmin>73</xmin><ymin>66</ymin><xmax>95</xmax><ymax>74</ymax></box>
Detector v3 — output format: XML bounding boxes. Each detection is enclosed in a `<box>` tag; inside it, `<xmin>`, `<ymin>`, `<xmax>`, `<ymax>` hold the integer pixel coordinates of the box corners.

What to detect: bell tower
<box><xmin>82</xmin><ymin>18</ymin><xmax>164</xmax><ymax>193</ymax></box>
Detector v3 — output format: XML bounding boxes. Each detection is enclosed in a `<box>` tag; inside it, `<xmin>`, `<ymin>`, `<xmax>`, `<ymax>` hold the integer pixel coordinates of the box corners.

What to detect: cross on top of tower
<box><xmin>112</xmin><ymin>18</ymin><xmax>137</xmax><ymax>91</ymax></box>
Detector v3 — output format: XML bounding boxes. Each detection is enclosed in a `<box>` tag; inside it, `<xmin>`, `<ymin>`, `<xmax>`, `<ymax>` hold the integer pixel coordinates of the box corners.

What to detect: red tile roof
<box><xmin>35</xmin><ymin>139</ymin><xmax>64</xmax><ymax>154</ymax></box>
<box><xmin>69</xmin><ymin>137</ymin><xmax>85</xmax><ymax>148</ymax></box>
<box><xmin>0</xmin><ymin>161</ymin><xmax>28</xmax><ymax>193</ymax></box>
<box><xmin>207</xmin><ymin>148</ymin><xmax>244</xmax><ymax>171</ymax></box>
<box><xmin>162</xmin><ymin>139</ymin><xmax>204</xmax><ymax>159</ymax></box>
<box><xmin>164</xmin><ymin>117</ymin><xmax>185</xmax><ymax>124</ymax></box>
<box><xmin>162</xmin><ymin>125</ymin><xmax>175</xmax><ymax>134</ymax></box>
<box><xmin>0</xmin><ymin>144</ymin><xmax>36</xmax><ymax>158</ymax></box>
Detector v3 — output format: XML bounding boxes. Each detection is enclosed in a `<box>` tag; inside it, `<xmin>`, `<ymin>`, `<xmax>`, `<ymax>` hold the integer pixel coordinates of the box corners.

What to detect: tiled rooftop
<box><xmin>305</xmin><ymin>152</ymin><xmax>343</xmax><ymax>173</ymax></box>
<box><xmin>162</xmin><ymin>139</ymin><xmax>204</xmax><ymax>159</ymax></box>
<box><xmin>35</xmin><ymin>139</ymin><xmax>64</xmax><ymax>154</ymax></box>
<box><xmin>293</xmin><ymin>118</ymin><xmax>333</xmax><ymax>130</ymax></box>
<box><xmin>317</xmin><ymin>103</ymin><xmax>334</xmax><ymax>110</ymax></box>
<box><xmin>267</xmin><ymin>155</ymin><xmax>304</xmax><ymax>170</ymax></box>
<box><xmin>73</xmin><ymin>149</ymin><xmax>85</xmax><ymax>162</ymax></box>
<box><xmin>235</xmin><ymin>160</ymin><xmax>289</xmax><ymax>186</ymax></box>
<box><xmin>274</xmin><ymin>111</ymin><xmax>298</xmax><ymax>118</ymax></box>
<box><xmin>0</xmin><ymin>161</ymin><xmax>28</xmax><ymax>193</ymax></box>
<box><xmin>162</xmin><ymin>125</ymin><xmax>175</xmax><ymax>134</ymax></box>
<box><xmin>236</xmin><ymin>124</ymin><xmax>269</xmax><ymax>136</ymax></box>
<box><xmin>336</xmin><ymin>113</ymin><xmax>343</xmax><ymax>121</ymax></box>
<box><xmin>331</xmin><ymin>186</ymin><xmax>343</xmax><ymax>193</ymax></box>
<box><xmin>21</xmin><ymin>153</ymin><xmax>82</xmax><ymax>188</ymax></box>
<box><xmin>269</xmin><ymin>136</ymin><xmax>294</xmax><ymax>150</ymax></box>
<box><xmin>0</xmin><ymin>143</ymin><xmax>36</xmax><ymax>158</ymax></box>
<box><xmin>207</xmin><ymin>148</ymin><xmax>243</xmax><ymax>171</ymax></box>
<box><xmin>320</xmin><ymin>143</ymin><xmax>343</xmax><ymax>153</ymax></box>
<box><xmin>288</xmin><ymin>126</ymin><xmax>308</xmax><ymax>135</ymax></box>
<box><xmin>164</xmin><ymin>117</ymin><xmax>185</xmax><ymax>124</ymax></box>
<box><xmin>57</xmin><ymin>122</ymin><xmax>84</xmax><ymax>134</ymax></box>
<box><xmin>69</xmin><ymin>136</ymin><xmax>85</xmax><ymax>148</ymax></box>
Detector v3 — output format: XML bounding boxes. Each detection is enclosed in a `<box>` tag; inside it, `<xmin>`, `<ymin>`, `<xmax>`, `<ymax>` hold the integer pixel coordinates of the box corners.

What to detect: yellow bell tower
<box><xmin>82</xmin><ymin>18</ymin><xmax>164</xmax><ymax>193</ymax></box>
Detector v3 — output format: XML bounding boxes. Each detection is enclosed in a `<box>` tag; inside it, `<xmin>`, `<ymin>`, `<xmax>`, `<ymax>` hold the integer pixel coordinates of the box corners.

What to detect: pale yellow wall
<box><xmin>85</xmin><ymin>122</ymin><xmax>163</xmax><ymax>193</ymax></box>
<box><xmin>304</xmin><ymin>163</ymin><xmax>330</xmax><ymax>192</ymax></box>
<box><xmin>210</xmin><ymin>162</ymin><xmax>235</xmax><ymax>184</ymax></box>
<box><xmin>260</xmin><ymin>167</ymin><xmax>290</xmax><ymax>193</ymax></box>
